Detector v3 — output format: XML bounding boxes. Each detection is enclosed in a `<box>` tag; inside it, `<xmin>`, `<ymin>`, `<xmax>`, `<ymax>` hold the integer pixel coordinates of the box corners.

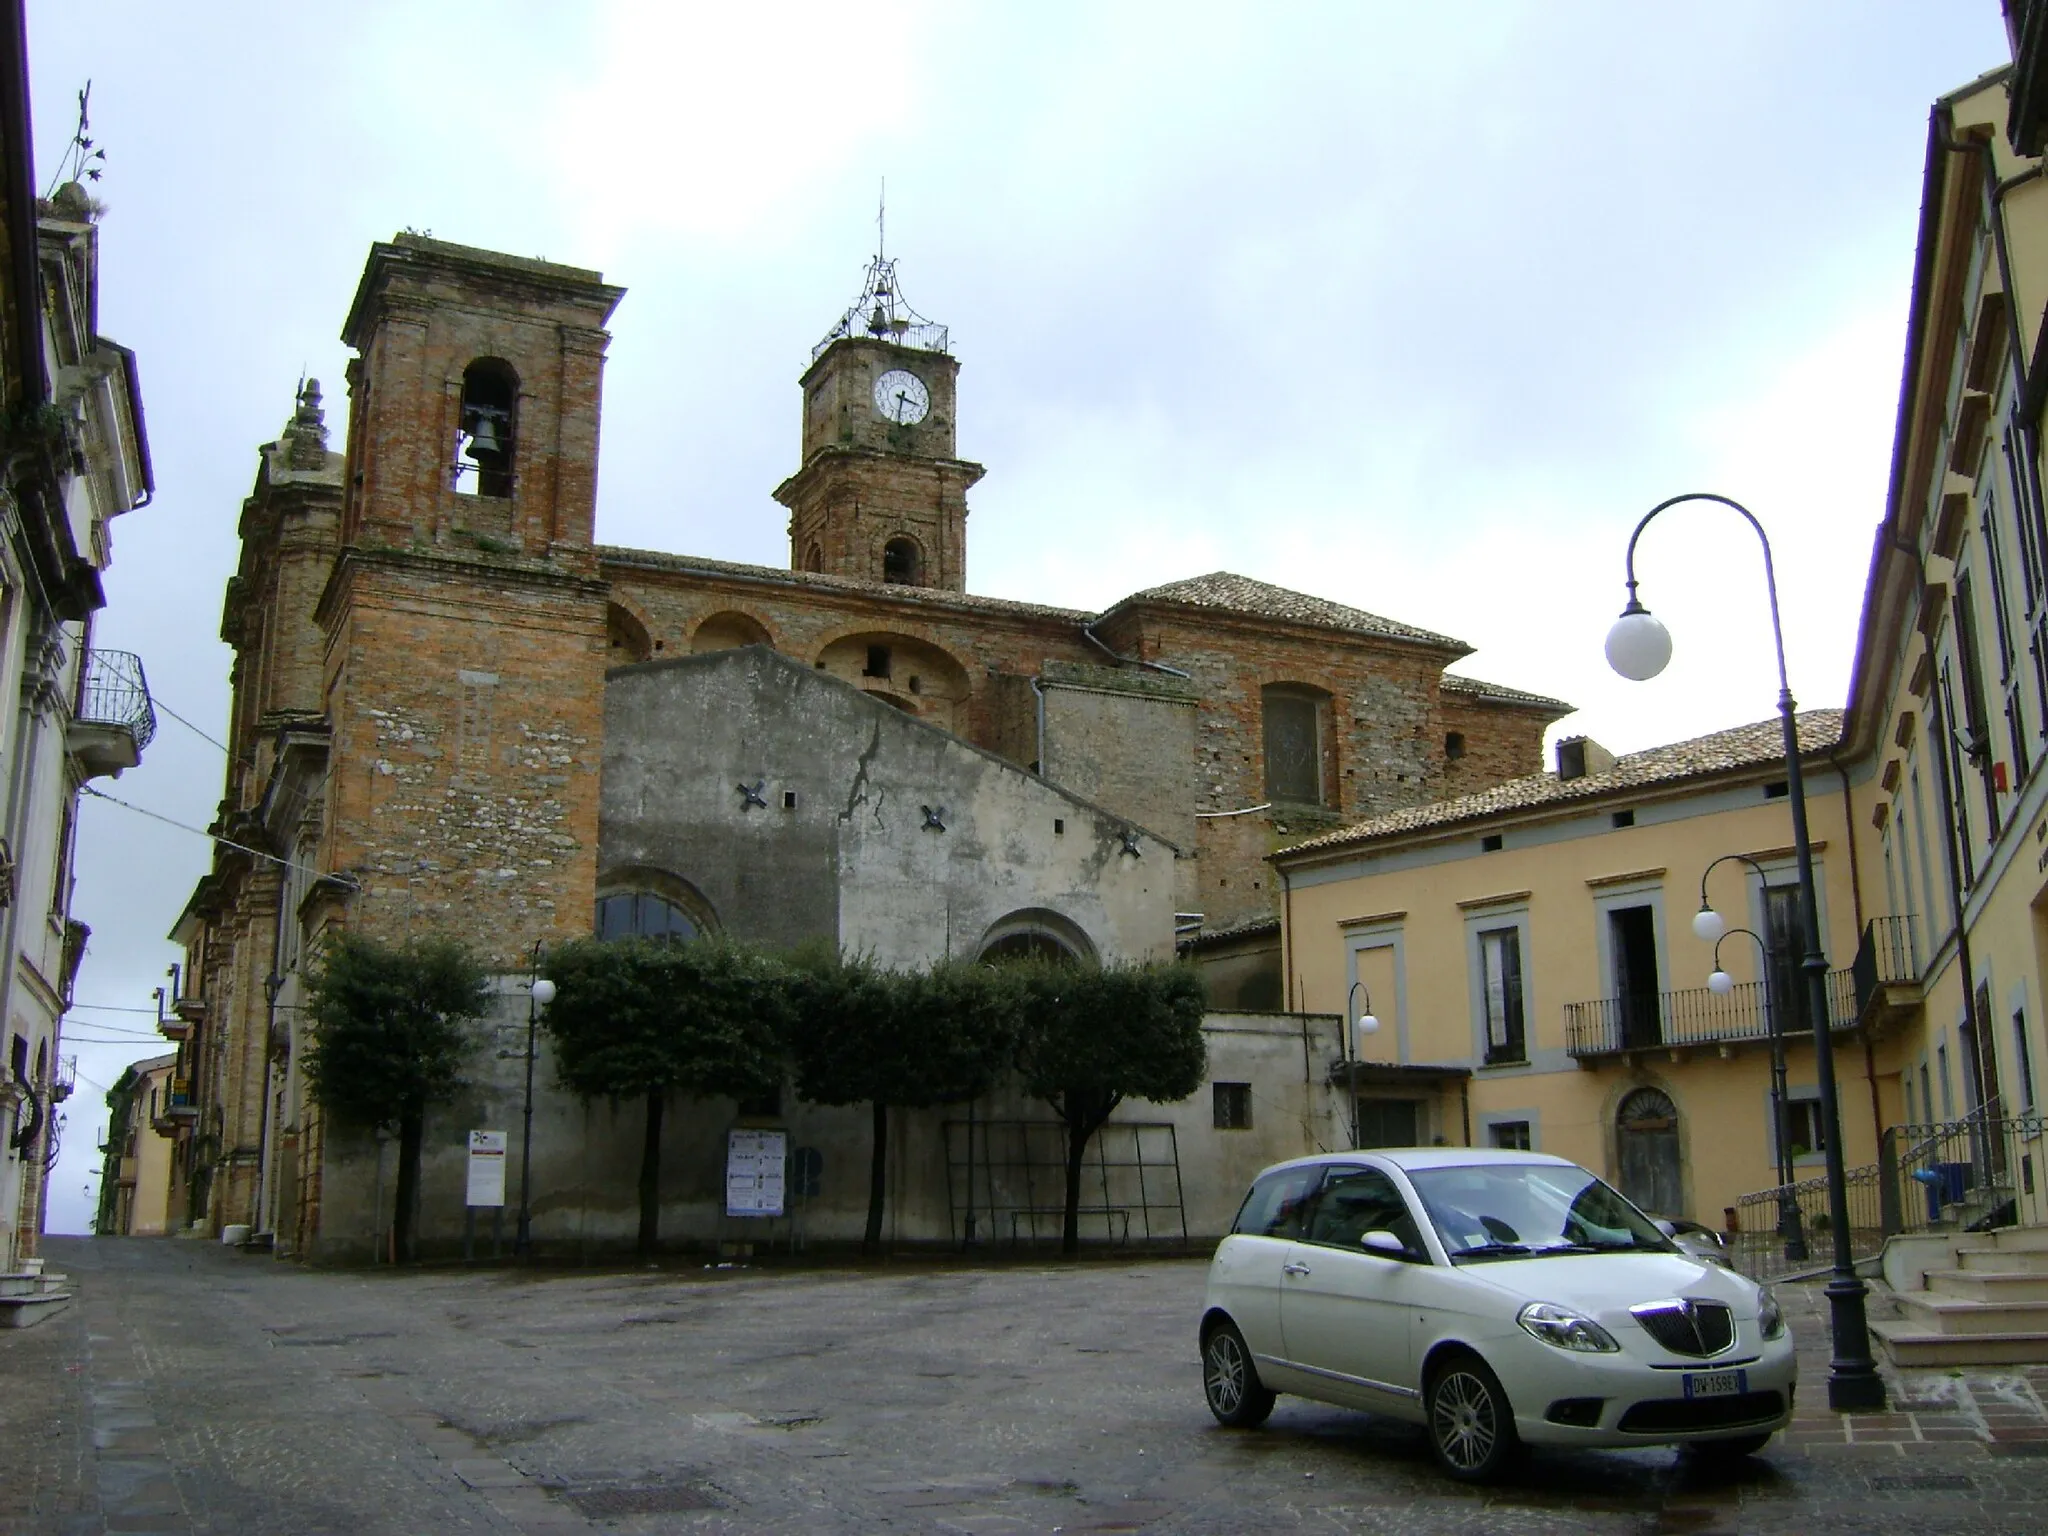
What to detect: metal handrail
<box><xmin>1564</xmin><ymin>969</ymin><xmax>1858</xmax><ymax>1056</ymax></box>
<box><xmin>1851</xmin><ymin>915</ymin><xmax>1919</xmax><ymax>1013</ymax></box>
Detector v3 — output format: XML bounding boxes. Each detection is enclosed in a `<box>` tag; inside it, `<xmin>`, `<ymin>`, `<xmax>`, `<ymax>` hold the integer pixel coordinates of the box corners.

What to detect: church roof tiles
<box><xmin>1108</xmin><ymin>571</ymin><xmax>1467</xmax><ymax>650</ymax></box>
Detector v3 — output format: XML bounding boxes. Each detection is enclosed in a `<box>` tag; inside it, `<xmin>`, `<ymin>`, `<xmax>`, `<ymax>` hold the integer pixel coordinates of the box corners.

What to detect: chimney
<box><xmin>1556</xmin><ymin>736</ymin><xmax>1615</xmax><ymax>782</ymax></box>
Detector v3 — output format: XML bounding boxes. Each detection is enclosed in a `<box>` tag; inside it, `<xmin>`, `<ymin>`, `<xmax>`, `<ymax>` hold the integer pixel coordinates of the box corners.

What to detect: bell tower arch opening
<box><xmin>455</xmin><ymin>358</ymin><xmax>518</xmax><ymax>498</ymax></box>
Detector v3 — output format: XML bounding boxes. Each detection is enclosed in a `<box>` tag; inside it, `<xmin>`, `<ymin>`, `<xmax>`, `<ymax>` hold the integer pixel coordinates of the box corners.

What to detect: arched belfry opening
<box><xmin>456</xmin><ymin>358</ymin><xmax>518</xmax><ymax>498</ymax></box>
<box><xmin>882</xmin><ymin>536</ymin><xmax>923</xmax><ymax>586</ymax></box>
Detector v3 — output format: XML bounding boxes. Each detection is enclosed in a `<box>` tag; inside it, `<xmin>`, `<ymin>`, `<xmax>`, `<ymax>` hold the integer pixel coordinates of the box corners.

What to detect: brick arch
<box><xmin>691</xmin><ymin>610</ymin><xmax>775</xmax><ymax>655</ymax></box>
<box><xmin>606</xmin><ymin>601</ymin><xmax>653</xmax><ymax>663</ymax></box>
<box><xmin>812</xmin><ymin>628</ymin><xmax>971</xmax><ymax>732</ymax></box>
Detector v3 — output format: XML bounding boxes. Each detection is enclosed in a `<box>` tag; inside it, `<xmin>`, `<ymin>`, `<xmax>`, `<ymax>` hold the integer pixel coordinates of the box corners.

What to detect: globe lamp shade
<box><xmin>1605</xmin><ymin>606</ymin><xmax>1673</xmax><ymax>682</ymax></box>
<box><xmin>1356</xmin><ymin>1014</ymin><xmax>1380</xmax><ymax>1040</ymax></box>
<box><xmin>1692</xmin><ymin>906</ymin><xmax>1727</xmax><ymax>943</ymax></box>
<box><xmin>1707</xmin><ymin>969</ymin><xmax>1735</xmax><ymax>995</ymax></box>
<box><xmin>531</xmin><ymin>978</ymin><xmax>558</xmax><ymax>1007</ymax></box>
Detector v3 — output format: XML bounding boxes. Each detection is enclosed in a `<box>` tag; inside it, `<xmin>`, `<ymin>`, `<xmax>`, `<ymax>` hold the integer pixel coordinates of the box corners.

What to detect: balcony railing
<box><xmin>1564</xmin><ymin>970</ymin><xmax>1858</xmax><ymax>1058</ymax></box>
<box><xmin>68</xmin><ymin>648</ymin><xmax>155</xmax><ymax>778</ymax></box>
<box><xmin>1851</xmin><ymin>914</ymin><xmax>1922</xmax><ymax>1028</ymax></box>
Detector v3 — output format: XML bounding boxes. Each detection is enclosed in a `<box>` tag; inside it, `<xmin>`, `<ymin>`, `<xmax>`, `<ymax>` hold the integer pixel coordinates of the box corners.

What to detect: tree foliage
<box><xmin>1010</xmin><ymin>960</ymin><xmax>1209</xmax><ymax>1254</ymax></box>
<box><xmin>786</xmin><ymin>954</ymin><xmax>1020</xmax><ymax>1249</ymax></box>
<box><xmin>542</xmin><ymin>935</ymin><xmax>787</xmax><ymax>1254</ymax></box>
<box><xmin>301</xmin><ymin>932</ymin><xmax>491</xmax><ymax>1261</ymax></box>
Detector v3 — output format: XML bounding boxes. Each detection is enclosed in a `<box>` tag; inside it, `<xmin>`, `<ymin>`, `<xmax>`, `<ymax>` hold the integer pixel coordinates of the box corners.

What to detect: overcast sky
<box><xmin>27</xmin><ymin>2</ymin><xmax>2012</xmax><ymax>1233</ymax></box>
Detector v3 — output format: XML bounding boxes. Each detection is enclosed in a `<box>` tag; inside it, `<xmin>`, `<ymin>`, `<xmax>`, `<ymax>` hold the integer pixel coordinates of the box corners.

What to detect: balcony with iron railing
<box><xmin>66</xmin><ymin>648</ymin><xmax>156</xmax><ymax>780</ymax></box>
<box><xmin>1851</xmin><ymin>914</ymin><xmax>1922</xmax><ymax>1031</ymax></box>
<box><xmin>150</xmin><ymin>1080</ymin><xmax>196</xmax><ymax>1136</ymax></box>
<box><xmin>1564</xmin><ymin>969</ymin><xmax>1858</xmax><ymax>1059</ymax></box>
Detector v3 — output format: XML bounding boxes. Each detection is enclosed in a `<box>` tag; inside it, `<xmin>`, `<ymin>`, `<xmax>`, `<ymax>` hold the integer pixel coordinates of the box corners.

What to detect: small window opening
<box><xmin>908</xmin><ymin>675</ymin><xmax>922</xmax><ymax>694</ymax></box>
<box><xmin>653</xmin><ymin>639</ymin><xmax>664</xmax><ymax>652</ymax></box>
<box><xmin>883</xmin><ymin>537</ymin><xmax>922</xmax><ymax>585</ymax></box>
<box><xmin>1489</xmin><ymin>1120</ymin><xmax>1532</xmax><ymax>1150</ymax></box>
<box><xmin>1763</xmin><ymin>780</ymin><xmax>1790</xmax><ymax>800</ymax></box>
<box><xmin>455</xmin><ymin>359</ymin><xmax>517</xmax><ymax>498</ymax></box>
<box><xmin>1446</xmin><ymin>731</ymin><xmax>1466</xmax><ymax>760</ymax></box>
<box><xmin>1054</xmin><ymin>818</ymin><xmax>1065</xmax><ymax>835</ymax></box>
<box><xmin>1213</xmin><ymin>1083</ymin><xmax>1254</xmax><ymax>1130</ymax></box>
<box><xmin>1612</xmin><ymin>809</ymin><xmax>1635</xmax><ymax>828</ymax></box>
<box><xmin>864</xmin><ymin>645</ymin><xmax>892</xmax><ymax>679</ymax></box>
<box><xmin>782</xmin><ymin>791</ymin><xmax>799</xmax><ymax>811</ymax></box>
<box><xmin>1481</xmin><ymin>833</ymin><xmax>1504</xmax><ymax>852</ymax></box>
<box><xmin>803</xmin><ymin>542</ymin><xmax>824</xmax><ymax>573</ymax></box>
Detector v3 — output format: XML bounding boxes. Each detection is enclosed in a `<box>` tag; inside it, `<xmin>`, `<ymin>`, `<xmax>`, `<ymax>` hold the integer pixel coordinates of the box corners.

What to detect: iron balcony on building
<box><xmin>1564</xmin><ymin>970</ymin><xmax>1859</xmax><ymax>1061</ymax></box>
<box><xmin>66</xmin><ymin>648</ymin><xmax>157</xmax><ymax>780</ymax></box>
<box><xmin>159</xmin><ymin>993</ymin><xmax>206</xmax><ymax>1043</ymax></box>
<box><xmin>1850</xmin><ymin>915</ymin><xmax>1922</xmax><ymax>1033</ymax></box>
<box><xmin>150</xmin><ymin>1082</ymin><xmax>196</xmax><ymax>1137</ymax></box>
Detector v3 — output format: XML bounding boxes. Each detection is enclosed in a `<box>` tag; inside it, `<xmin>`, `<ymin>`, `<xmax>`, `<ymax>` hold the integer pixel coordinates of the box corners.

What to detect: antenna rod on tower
<box><xmin>877</xmin><ymin>177</ymin><xmax>886</xmax><ymax>263</ymax></box>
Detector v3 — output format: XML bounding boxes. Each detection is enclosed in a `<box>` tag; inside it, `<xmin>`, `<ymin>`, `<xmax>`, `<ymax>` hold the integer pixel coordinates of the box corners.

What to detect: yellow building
<box><xmin>1844</xmin><ymin>63</ymin><xmax>2048</xmax><ymax>1231</ymax></box>
<box><xmin>1272</xmin><ymin>716</ymin><xmax>1877</xmax><ymax>1237</ymax></box>
<box><xmin>96</xmin><ymin>1054</ymin><xmax>179</xmax><ymax>1237</ymax></box>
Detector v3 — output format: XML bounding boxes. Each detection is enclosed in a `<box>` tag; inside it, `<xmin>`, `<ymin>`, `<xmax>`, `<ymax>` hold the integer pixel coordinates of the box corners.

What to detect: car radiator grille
<box><xmin>1630</xmin><ymin>1299</ymin><xmax>1734</xmax><ymax>1357</ymax></box>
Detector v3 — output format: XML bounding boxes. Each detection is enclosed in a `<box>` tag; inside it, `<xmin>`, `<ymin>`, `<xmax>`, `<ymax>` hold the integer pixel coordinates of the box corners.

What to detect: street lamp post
<box><xmin>513</xmin><ymin>942</ymin><xmax>557</xmax><ymax>1260</ymax></box>
<box><xmin>1346</xmin><ymin>980</ymin><xmax>1381</xmax><ymax>1150</ymax></box>
<box><xmin>1704</xmin><ymin>919</ymin><xmax>1805</xmax><ymax>1261</ymax></box>
<box><xmin>1605</xmin><ymin>491</ymin><xmax>1884</xmax><ymax>1413</ymax></box>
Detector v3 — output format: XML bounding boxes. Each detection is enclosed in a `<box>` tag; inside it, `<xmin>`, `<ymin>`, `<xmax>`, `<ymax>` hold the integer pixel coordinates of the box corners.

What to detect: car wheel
<box><xmin>1202</xmin><ymin>1321</ymin><xmax>1276</xmax><ymax>1428</ymax></box>
<box><xmin>1425</xmin><ymin>1352</ymin><xmax>1519</xmax><ymax>1481</ymax></box>
<box><xmin>1686</xmin><ymin>1432</ymin><xmax>1773</xmax><ymax>1461</ymax></box>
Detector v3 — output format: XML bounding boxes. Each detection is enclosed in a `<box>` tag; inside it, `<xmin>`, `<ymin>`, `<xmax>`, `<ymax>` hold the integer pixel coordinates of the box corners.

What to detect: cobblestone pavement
<box><xmin>6</xmin><ymin>1239</ymin><xmax>2048</xmax><ymax>1534</ymax></box>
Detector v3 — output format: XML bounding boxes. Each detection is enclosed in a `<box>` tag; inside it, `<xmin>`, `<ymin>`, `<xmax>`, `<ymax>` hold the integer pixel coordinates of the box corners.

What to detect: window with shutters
<box><xmin>1478</xmin><ymin>926</ymin><xmax>1526</xmax><ymax>1064</ymax></box>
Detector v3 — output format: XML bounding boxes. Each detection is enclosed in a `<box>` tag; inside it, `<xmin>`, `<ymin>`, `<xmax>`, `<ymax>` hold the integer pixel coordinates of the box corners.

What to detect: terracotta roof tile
<box><xmin>1441</xmin><ymin>672</ymin><xmax>1574</xmax><ymax>714</ymax></box>
<box><xmin>1110</xmin><ymin>572</ymin><xmax>1467</xmax><ymax>649</ymax></box>
<box><xmin>1280</xmin><ymin>709</ymin><xmax>1846</xmax><ymax>858</ymax></box>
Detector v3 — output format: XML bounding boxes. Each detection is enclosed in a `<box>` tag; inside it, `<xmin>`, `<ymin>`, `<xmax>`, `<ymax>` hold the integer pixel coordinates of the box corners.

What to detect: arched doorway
<box><xmin>975</xmin><ymin>908</ymin><xmax>1098</xmax><ymax>966</ymax></box>
<box><xmin>1616</xmin><ymin>1086</ymin><xmax>1682</xmax><ymax>1217</ymax></box>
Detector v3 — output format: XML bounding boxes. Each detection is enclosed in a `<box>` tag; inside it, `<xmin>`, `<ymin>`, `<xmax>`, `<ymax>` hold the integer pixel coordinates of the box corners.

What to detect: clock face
<box><xmin>873</xmin><ymin>369</ymin><xmax>930</xmax><ymax>425</ymax></box>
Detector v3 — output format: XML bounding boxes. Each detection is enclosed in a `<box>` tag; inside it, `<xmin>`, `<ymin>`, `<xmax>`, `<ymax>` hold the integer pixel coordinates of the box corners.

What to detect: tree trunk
<box><xmin>1061</xmin><ymin>1118</ymin><xmax>1088</xmax><ymax>1257</ymax></box>
<box><xmin>393</xmin><ymin>1108</ymin><xmax>424</xmax><ymax>1263</ymax></box>
<box><xmin>637</xmin><ymin>1088</ymin><xmax>664</xmax><ymax>1258</ymax></box>
<box><xmin>863</xmin><ymin>1099</ymin><xmax>888</xmax><ymax>1254</ymax></box>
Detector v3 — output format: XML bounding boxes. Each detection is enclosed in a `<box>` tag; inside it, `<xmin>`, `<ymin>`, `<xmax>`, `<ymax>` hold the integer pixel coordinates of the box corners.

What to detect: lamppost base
<box><xmin>1826</xmin><ymin>1367</ymin><xmax>1887</xmax><ymax>1413</ymax></box>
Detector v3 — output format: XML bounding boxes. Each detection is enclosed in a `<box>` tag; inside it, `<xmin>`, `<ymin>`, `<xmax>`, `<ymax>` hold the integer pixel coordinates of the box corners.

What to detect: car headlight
<box><xmin>1517</xmin><ymin>1301</ymin><xmax>1620</xmax><ymax>1353</ymax></box>
<box><xmin>1758</xmin><ymin>1287</ymin><xmax>1785</xmax><ymax>1340</ymax></box>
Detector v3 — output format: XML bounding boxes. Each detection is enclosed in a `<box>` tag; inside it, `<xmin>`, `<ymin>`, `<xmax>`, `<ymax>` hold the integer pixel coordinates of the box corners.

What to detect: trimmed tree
<box><xmin>301</xmin><ymin>932</ymin><xmax>491</xmax><ymax>1262</ymax></box>
<box><xmin>1011</xmin><ymin>961</ymin><xmax>1209</xmax><ymax>1255</ymax></box>
<box><xmin>543</xmin><ymin>936</ymin><xmax>787</xmax><ymax>1256</ymax></box>
<box><xmin>786</xmin><ymin>955</ymin><xmax>1018</xmax><ymax>1253</ymax></box>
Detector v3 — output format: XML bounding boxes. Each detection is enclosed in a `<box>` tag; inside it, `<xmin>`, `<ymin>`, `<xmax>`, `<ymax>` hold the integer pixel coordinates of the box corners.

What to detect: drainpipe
<box><xmin>1030</xmin><ymin>675</ymin><xmax>1047</xmax><ymax>777</ymax></box>
<box><xmin>1080</xmin><ymin>618</ymin><xmax>1192</xmax><ymax>679</ymax></box>
<box><xmin>1280</xmin><ymin>865</ymin><xmax>1294</xmax><ymax>1013</ymax></box>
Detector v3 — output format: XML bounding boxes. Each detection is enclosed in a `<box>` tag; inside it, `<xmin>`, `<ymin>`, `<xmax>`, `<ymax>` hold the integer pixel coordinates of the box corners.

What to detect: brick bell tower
<box><xmin>318</xmin><ymin>236</ymin><xmax>625</xmax><ymax>965</ymax></box>
<box><xmin>774</xmin><ymin>252</ymin><xmax>984</xmax><ymax>592</ymax></box>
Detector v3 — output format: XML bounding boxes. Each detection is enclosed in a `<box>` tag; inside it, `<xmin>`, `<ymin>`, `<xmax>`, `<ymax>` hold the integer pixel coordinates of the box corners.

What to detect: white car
<box><xmin>1199</xmin><ymin>1148</ymin><xmax>1796</xmax><ymax>1480</ymax></box>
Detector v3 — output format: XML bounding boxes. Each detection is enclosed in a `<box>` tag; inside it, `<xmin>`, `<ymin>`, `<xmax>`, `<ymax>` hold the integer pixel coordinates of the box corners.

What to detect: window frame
<box><xmin>1260</xmin><ymin>683</ymin><xmax>1329</xmax><ymax>806</ymax></box>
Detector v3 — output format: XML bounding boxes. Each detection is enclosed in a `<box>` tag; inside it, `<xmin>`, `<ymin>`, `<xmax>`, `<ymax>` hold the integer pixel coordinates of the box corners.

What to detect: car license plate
<box><xmin>1683</xmin><ymin>1369</ymin><xmax>1747</xmax><ymax>1399</ymax></box>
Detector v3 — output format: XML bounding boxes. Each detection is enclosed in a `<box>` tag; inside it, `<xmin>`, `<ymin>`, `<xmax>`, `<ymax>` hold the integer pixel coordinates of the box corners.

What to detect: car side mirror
<box><xmin>1652</xmin><ymin>1219</ymin><xmax>1678</xmax><ymax>1238</ymax></box>
<box><xmin>1359</xmin><ymin>1229</ymin><xmax>1408</xmax><ymax>1258</ymax></box>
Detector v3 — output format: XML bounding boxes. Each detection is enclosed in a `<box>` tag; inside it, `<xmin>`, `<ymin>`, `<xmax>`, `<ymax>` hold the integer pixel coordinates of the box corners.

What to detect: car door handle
<box><xmin>1281</xmin><ymin>1262</ymin><xmax>1311</xmax><ymax>1277</ymax></box>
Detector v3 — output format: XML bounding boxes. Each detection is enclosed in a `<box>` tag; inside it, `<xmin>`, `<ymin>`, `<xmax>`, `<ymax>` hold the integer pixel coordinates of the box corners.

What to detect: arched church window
<box><xmin>455</xmin><ymin>359</ymin><xmax>517</xmax><ymax>498</ymax></box>
<box><xmin>595</xmin><ymin>891</ymin><xmax>701</xmax><ymax>943</ymax></box>
<box><xmin>976</xmin><ymin>907</ymin><xmax>1098</xmax><ymax>966</ymax></box>
<box><xmin>882</xmin><ymin>536</ymin><xmax>922</xmax><ymax>586</ymax></box>
<box><xmin>1262</xmin><ymin>684</ymin><xmax>1330</xmax><ymax>805</ymax></box>
<box><xmin>803</xmin><ymin>542</ymin><xmax>824</xmax><ymax>573</ymax></box>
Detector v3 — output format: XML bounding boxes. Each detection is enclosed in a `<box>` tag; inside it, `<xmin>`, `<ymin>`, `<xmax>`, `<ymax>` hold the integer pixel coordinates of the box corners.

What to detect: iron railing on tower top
<box><xmin>75</xmin><ymin>648</ymin><xmax>155</xmax><ymax>752</ymax></box>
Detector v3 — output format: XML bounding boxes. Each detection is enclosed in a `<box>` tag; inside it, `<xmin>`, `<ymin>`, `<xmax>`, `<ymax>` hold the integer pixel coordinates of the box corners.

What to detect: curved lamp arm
<box><xmin>1707</xmin><ymin>926</ymin><xmax>1769</xmax><ymax>993</ymax></box>
<box><xmin>1692</xmin><ymin>850</ymin><xmax>1772</xmax><ymax>941</ymax></box>
<box><xmin>1609</xmin><ymin>493</ymin><xmax>1790</xmax><ymax>698</ymax></box>
<box><xmin>1346</xmin><ymin>980</ymin><xmax>1380</xmax><ymax>1043</ymax></box>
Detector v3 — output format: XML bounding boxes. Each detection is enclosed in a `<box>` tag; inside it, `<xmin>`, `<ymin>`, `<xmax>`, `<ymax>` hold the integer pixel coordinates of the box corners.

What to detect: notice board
<box><xmin>725</xmin><ymin>1128</ymin><xmax>787</xmax><ymax>1217</ymax></box>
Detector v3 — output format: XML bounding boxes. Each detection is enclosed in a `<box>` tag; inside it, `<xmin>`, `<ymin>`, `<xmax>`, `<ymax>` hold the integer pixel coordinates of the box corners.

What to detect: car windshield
<box><xmin>1405</xmin><ymin>1162</ymin><xmax>1675</xmax><ymax>1263</ymax></box>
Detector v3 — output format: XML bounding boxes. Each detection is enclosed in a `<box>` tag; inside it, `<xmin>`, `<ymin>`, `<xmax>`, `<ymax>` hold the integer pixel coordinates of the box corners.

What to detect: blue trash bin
<box><xmin>1912</xmin><ymin>1162</ymin><xmax>1971</xmax><ymax>1222</ymax></box>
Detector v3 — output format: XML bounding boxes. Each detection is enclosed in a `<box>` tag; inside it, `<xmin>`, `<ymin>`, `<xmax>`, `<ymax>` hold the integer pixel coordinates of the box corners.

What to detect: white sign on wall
<box><xmin>725</xmin><ymin>1128</ymin><xmax>787</xmax><ymax>1218</ymax></box>
<box><xmin>466</xmin><ymin>1129</ymin><xmax>508</xmax><ymax>1208</ymax></box>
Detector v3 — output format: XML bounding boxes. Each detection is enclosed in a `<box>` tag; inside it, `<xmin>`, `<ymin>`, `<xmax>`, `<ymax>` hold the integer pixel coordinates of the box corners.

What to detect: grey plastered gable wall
<box><xmin>599</xmin><ymin>645</ymin><xmax>1177</xmax><ymax>968</ymax></box>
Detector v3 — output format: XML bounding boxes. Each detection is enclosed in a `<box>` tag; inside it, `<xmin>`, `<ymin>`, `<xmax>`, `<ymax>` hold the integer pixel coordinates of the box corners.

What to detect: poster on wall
<box><xmin>466</xmin><ymin>1130</ymin><xmax>507</xmax><ymax>1207</ymax></box>
<box><xmin>725</xmin><ymin>1128</ymin><xmax>787</xmax><ymax>1217</ymax></box>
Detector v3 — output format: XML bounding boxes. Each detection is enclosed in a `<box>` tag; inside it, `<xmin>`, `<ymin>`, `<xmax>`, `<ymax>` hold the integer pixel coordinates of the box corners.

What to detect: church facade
<box><xmin>163</xmin><ymin>234</ymin><xmax>1567</xmax><ymax>1257</ymax></box>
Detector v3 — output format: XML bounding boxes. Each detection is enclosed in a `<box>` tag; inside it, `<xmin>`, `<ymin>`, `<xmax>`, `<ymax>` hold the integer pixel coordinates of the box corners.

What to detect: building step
<box><xmin>1894</xmin><ymin>1292</ymin><xmax>2048</xmax><ymax>1334</ymax></box>
<box><xmin>0</xmin><ymin>1271</ymin><xmax>67</xmax><ymax>1298</ymax></box>
<box><xmin>1926</xmin><ymin>1267</ymin><xmax>2048</xmax><ymax>1303</ymax></box>
<box><xmin>1871</xmin><ymin>1317</ymin><xmax>2048</xmax><ymax>1367</ymax></box>
<box><xmin>1955</xmin><ymin>1247</ymin><xmax>2048</xmax><ymax>1273</ymax></box>
<box><xmin>0</xmin><ymin>1291</ymin><xmax>71</xmax><ymax>1329</ymax></box>
<box><xmin>1959</xmin><ymin>1225</ymin><xmax>2048</xmax><ymax>1253</ymax></box>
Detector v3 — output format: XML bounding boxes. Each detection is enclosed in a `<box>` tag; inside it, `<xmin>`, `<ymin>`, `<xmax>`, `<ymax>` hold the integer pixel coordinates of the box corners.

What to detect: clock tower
<box><xmin>774</xmin><ymin>256</ymin><xmax>984</xmax><ymax>592</ymax></box>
